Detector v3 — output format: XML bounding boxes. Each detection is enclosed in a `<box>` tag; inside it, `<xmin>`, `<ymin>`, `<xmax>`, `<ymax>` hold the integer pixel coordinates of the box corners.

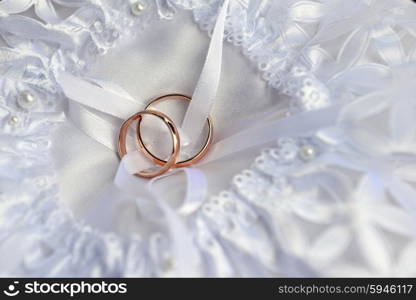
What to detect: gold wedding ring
<box><xmin>117</xmin><ymin>94</ymin><xmax>213</xmax><ymax>178</ymax></box>
<box><xmin>137</xmin><ymin>94</ymin><xmax>213</xmax><ymax>168</ymax></box>
<box><xmin>118</xmin><ymin>109</ymin><xmax>180</xmax><ymax>178</ymax></box>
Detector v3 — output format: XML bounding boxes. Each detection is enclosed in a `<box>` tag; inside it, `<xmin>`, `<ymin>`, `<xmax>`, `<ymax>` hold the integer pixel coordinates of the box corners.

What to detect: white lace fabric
<box><xmin>1</xmin><ymin>0</ymin><xmax>416</xmax><ymax>277</ymax></box>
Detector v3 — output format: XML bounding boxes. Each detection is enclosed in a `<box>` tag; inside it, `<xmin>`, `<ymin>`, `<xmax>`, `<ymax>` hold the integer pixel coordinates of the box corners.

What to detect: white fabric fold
<box><xmin>148</xmin><ymin>168</ymin><xmax>206</xmax><ymax>276</ymax></box>
<box><xmin>113</xmin><ymin>165</ymin><xmax>207</xmax><ymax>276</ymax></box>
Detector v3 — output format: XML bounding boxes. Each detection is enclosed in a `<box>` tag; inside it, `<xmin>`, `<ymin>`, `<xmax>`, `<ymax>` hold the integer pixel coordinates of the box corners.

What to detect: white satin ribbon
<box><xmin>202</xmin><ymin>104</ymin><xmax>341</xmax><ymax>164</ymax></box>
<box><xmin>68</xmin><ymin>102</ymin><xmax>121</xmax><ymax>150</ymax></box>
<box><xmin>180</xmin><ymin>0</ymin><xmax>229</xmax><ymax>147</ymax></box>
<box><xmin>160</xmin><ymin>168</ymin><xmax>208</xmax><ymax>215</ymax></box>
<box><xmin>59</xmin><ymin>73</ymin><xmax>145</xmax><ymax>120</ymax></box>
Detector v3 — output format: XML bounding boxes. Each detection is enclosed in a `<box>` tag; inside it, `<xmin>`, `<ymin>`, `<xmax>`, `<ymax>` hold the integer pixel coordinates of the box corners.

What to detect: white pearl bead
<box><xmin>9</xmin><ymin>115</ymin><xmax>19</xmax><ymax>125</ymax></box>
<box><xmin>131</xmin><ymin>2</ymin><xmax>146</xmax><ymax>16</ymax></box>
<box><xmin>93</xmin><ymin>21</ymin><xmax>103</xmax><ymax>33</ymax></box>
<box><xmin>162</xmin><ymin>256</ymin><xmax>175</xmax><ymax>271</ymax></box>
<box><xmin>18</xmin><ymin>90</ymin><xmax>36</xmax><ymax>109</ymax></box>
<box><xmin>34</xmin><ymin>177</ymin><xmax>47</xmax><ymax>187</ymax></box>
<box><xmin>299</xmin><ymin>145</ymin><xmax>316</xmax><ymax>161</ymax></box>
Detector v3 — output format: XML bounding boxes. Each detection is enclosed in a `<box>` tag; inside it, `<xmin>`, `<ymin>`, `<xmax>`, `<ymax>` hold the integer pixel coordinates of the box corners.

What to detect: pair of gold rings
<box><xmin>117</xmin><ymin>94</ymin><xmax>213</xmax><ymax>178</ymax></box>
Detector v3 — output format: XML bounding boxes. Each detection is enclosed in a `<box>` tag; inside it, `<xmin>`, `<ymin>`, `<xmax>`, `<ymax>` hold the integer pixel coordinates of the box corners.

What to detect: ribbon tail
<box><xmin>180</xmin><ymin>0</ymin><xmax>229</xmax><ymax>146</ymax></box>
<box><xmin>57</xmin><ymin>72</ymin><xmax>144</xmax><ymax>120</ymax></box>
<box><xmin>148</xmin><ymin>168</ymin><xmax>208</xmax><ymax>276</ymax></box>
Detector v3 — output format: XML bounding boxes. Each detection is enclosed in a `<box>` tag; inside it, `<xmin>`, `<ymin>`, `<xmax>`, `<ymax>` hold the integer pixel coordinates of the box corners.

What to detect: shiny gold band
<box><xmin>118</xmin><ymin>109</ymin><xmax>180</xmax><ymax>178</ymax></box>
<box><xmin>137</xmin><ymin>94</ymin><xmax>213</xmax><ymax>168</ymax></box>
